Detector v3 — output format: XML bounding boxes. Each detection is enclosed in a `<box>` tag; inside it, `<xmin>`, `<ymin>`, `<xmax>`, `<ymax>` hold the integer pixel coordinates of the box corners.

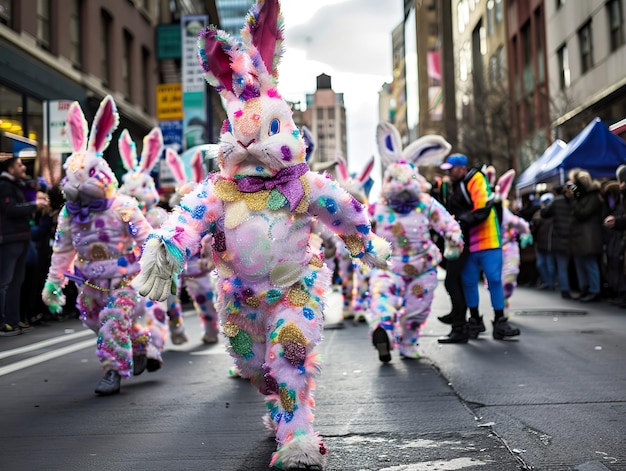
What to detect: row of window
<box><xmin>557</xmin><ymin>0</ymin><xmax>624</xmax><ymax>90</ymax></box>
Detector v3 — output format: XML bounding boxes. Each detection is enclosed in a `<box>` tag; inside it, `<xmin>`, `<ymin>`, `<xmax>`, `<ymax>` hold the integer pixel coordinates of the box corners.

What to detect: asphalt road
<box><xmin>1</xmin><ymin>278</ymin><xmax>625</xmax><ymax>471</ymax></box>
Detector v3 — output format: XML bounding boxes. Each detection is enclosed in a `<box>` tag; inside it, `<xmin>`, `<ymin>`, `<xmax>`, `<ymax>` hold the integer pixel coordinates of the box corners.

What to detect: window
<box><xmin>608</xmin><ymin>0</ymin><xmax>624</xmax><ymax>51</ymax></box>
<box><xmin>557</xmin><ymin>44</ymin><xmax>570</xmax><ymax>89</ymax></box>
<box><xmin>487</xmin><ymin>0</ymin><xmax>494</xmax><ymax>36</ymax></box>
<box><xmin>100</xmin><ymin>10</ymin><xmax>112</xmax><ymax>86</ymax></box>
<box><xmin>535</xmin><ymin>8</ymin><xmax>545</xmax><ymax>84</ymax></box>
<box><xmin>69</xmin><ymin>0</ymin><xmax>82</xmax><ymax>68</ymax></box>
<box><xmin>141</xmin><ymin>47</ymin><xmax>150</xmax><ymax>111</ymax></box>
<box><xmin>495</xmin><ymin>0</ymin><xmax>502</xmax><ymax>23</ymax></box>
<box><xmin>36</xmin><ymin>0</ymin><xmax>50</xmax><ymax>49</ymax></box>
<box><xmin>578</xmin><ymin>21</ymin><xmax>593</xmax><ymax>74</ymax></box>
<box><xmin>123</xmin><ymin>30</ymin><xmax>133</xmax><ymax>99</ymax></box>
<box><xmin>0</xmin><ymin>0</ymin><xmax>11</xmax><ymax>26</ymax></box>
<box><xmin>521</xmin><ymin>22</ymin><xmax>534</xmax><ymax>94</ymax></box>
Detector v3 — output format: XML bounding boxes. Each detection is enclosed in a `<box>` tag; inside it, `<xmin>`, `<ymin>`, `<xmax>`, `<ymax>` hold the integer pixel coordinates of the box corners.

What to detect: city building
<box><xmin>302</xmin><ymin>73</ymin><xmax>347</xmax><ymax>173</ymax></box>
<box><xmin>546</xmin><ymin>0</ymin><xmax>626</xmax><ymax>141</ymax></box>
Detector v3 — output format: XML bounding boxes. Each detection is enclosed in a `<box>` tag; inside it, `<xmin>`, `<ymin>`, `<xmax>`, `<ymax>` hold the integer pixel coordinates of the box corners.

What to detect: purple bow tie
<box><xmin>66</xmin><ymin>198</ymin><xmax>113</xmax><ymax>223</ymax></box>
<box><xmin>235</xmin><ymin>163</ymin><xmax>309</xmax><ymax>211</ymax></box>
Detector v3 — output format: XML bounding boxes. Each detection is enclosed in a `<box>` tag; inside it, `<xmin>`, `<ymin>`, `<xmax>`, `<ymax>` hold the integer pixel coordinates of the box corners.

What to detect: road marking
<box><xmin>0</xmin><ymin>329</ymin><xmax>93</xmax><ymax>360</ymax></box>
<box><xmin>0</xmin><ymin>339</ymin><xmax>95</xmax><ymax>377</ymax></box>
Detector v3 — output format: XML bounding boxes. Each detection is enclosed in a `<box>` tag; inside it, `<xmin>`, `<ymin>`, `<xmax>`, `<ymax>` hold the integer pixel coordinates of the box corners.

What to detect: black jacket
<box><xmin>540</xmin><ymin>195</ymin><xmax>571</xmax><ymax>255</ymax></box>
<box><xmin>0</xmin><ymin>174</ymin><xmax>36</xmax><ymax>244</ymax></box>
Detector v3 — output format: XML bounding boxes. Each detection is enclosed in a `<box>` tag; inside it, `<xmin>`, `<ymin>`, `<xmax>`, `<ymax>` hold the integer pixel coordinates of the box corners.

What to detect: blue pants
<box><xmin>461</xmin><ymin>248</ymin><xmax>504</xmax><ymax>311</ymax></box>
<box><xmin>536</xmin><ymin>249</ymin><xmax>556</xmax><ymax>289</ymax></box>
<box><xmin>573</xmin><ymin>254</ymin><xmax>601</xmax><ymax>295</ymax></box>
<box><xmin>554</xmin><ymin>252</ymin><xmax>570</xmax><ymax>292</ymax></box>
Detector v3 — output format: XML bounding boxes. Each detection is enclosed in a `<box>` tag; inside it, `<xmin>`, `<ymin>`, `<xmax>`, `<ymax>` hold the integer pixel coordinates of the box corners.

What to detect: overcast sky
<box><xmin>278</xmin><ymin>0</ymin><xmax>404</xmax><ymax>197</ymax></box>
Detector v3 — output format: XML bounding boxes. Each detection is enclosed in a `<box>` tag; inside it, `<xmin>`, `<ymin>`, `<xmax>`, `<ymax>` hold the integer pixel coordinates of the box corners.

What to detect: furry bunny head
<box><xmin>334</xmin><ymin>154</ymin><xmax>375</xmax><ymax>205</ymax></box>
<box><xmin>62</xmin><ymin>95</ymin><xmax>119</xmax><ymax>203</ymax></box>
<box><xmin>118</xmin><ymin>127</ymin><xmax>163</xmax><ymax>209</ymax></box>
<box><xmin>196</xmin><ymin>0</ymin><xmax>306</xmax><ymax>179</ymax></box>
<box><xmin>376</xmin><ymin>122</ymin><xmax>451</xmax><ymax>206</ymax></box>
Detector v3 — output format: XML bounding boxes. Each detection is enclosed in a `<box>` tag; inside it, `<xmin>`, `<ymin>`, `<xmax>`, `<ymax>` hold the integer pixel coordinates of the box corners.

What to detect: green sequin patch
<box><xmin>267</xmin><ymin>189</ymin><xmax>288</xmax><ymax>210</ymax></box>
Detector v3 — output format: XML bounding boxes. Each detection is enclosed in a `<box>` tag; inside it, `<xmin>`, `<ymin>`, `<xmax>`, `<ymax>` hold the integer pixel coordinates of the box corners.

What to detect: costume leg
<box><xmin>502</xmin><ymin>243</ymin><xmax>520</xmax><ymax>308</ymax></box>
<box><xmin>368</xmin><ymin>268</ymin><xmax>403</xmax><ymax>349</ymax></box>
<box><xmin>167</xmin><ymin>275</ymin><xmax>188</xmax><ymax>345</ymax></box>
<box><xmin>265</xmin><ymin>272</ymin><xmax>329</xmax><ymax>470</ymax></box>
<box><xmin>184</xmin><ymin>273</ymin><xmax>219</xmax><ymax>343</ymax></box>
<box><xmin>399</xmin><ymin>269</ymin><xmax>438</xmax><ymax>358</ymax></box>
<box><xmin>95</xmin><ymin>286</ymin><xmax>135</xmax><ymax>378</ymax></box>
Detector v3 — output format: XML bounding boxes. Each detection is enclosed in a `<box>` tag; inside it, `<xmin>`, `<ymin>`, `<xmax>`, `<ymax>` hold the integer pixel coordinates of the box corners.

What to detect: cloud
<box><xmin>278</xmin><ymin>0</ymin><xmax>403</xmax><ymax>200</ymax></box>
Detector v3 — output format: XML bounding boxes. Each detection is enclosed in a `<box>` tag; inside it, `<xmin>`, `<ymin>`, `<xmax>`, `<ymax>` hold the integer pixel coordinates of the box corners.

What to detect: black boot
<box><xmin>438</xmin><ymin>325</ymin><xmax>468</xmax><ymax>344</ymax></box>
<box><xmin>492</xmin><ymin>317</ymin><xmax>520</xmax><ymax>340</ymax></box>
<box><xmin>133</xmin><ymin>354</ymin><xmax>147</xmax><ymax>376</ymax></box>
<box><xmin>466</xmin><ymin>316</ymin><xmax>486</xmax><ymax>339</ymax></box>
<box><xmin>95</xmin><ymin>370</ymin><xmax>121</xmax><ymax>395</ymax></box>
<box><xmin>437</xmin><ymin>312</ymin><xmax>454</xmax><ymax>325</ymax></box>
<box><xmin>372</xmin><ymin>326</ymin><xmax>391</xmax><ymax>363</ymax></box>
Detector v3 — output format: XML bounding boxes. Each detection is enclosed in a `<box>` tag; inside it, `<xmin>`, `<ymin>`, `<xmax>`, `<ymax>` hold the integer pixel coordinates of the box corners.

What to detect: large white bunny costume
<box><xmin>166</xmin><ymin>147</ymin><xmax>220</xmax><ymax>344</ymax></box>
<box><xmin>134</xmin><ymin>1</ymin><xmax>390</xmax><ymax>469</ymax></box>
<box><xmin>368</xmin><ymin>123</ymin><xmax>463</xmax><ymax>361</ymax></box>
<box><xmin>41</xmin><ymin>96</ymin><xmax>162</xmax><ymax>395</ymax></box>
<box><xmin>118</xmin><ymin>128</ymin><xmax>186</xmax><ymax>345</ymax></box>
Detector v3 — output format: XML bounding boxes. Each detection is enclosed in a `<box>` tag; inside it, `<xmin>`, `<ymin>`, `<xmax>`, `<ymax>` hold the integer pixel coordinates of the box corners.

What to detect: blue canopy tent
<box><xmin>516</xmin><ymin>118</ymin><xmax>626</xmax><ymax>193</ymax></box>
<box><xmin>515</xmin><ymin>139</ymin><xmax>567</xmax><ymax>193</ymax></box>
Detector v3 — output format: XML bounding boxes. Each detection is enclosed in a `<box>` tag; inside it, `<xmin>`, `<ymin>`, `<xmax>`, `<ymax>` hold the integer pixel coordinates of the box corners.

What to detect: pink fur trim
<box><xmin>118</xmin><ymin>129</ymin><xmax>138</xmax><ymax>171</ymax></box>
<box><xmin>65</xmin><ymin>102</ymin><xmax>88</xmax><ymax>153</ymax></box>
<box><xmin>89</xmin><ymin>95</ymin><xmax>119</xmax><ymax>153</ymax></box>
<box><xmin>140</xmin><ymin>128</ymin><xmax>164</xmax><ymax>173</ymax></box>
<box><xmin>166</xmin><ymin>148</ymin><xmax>186</xmax><ymax>184</ymax></box>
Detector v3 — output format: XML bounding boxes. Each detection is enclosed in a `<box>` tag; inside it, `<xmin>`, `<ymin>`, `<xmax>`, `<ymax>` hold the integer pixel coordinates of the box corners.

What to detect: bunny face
<box><xmin>120</xmin><ymin>172</ymin><xmax>159</xmax><ymax>208</ymax></box>
<box><xmin>217</xmin><ymin>95</ymin><xmax>306</xmax><ymax>178</ymax></box>
<box><xmin>61</xmin><ymin>96</ymin><xmax>120</xmax><ymax>203</ymax></box>
<box><xmin>118</xmin><ymin>128</ymin><xmax>163</xmax><ymax>210</ymax></box>
<box><xmin>380</xmin><ymin>162</ymin><xmax>424</xmax><ymax>205</ymax></box>
<box><xmin>197</xmin><ymin>0</ymin><xmax>306</xmax><ymax>180</ymax></box>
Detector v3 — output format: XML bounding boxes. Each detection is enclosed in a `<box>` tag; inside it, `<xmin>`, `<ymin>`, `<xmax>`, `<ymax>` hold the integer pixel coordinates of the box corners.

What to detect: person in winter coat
<box><xmin>532</xmin><ymin>192</ymin><xmax>556</xmax><ymax>290</ymax></box>
<box><xmin>566</xmin><ymin>169</ymin><xmax>604</xmax><ymax>302</ymax></box>
<box><xmin>0</xmin><ymin>156</ymin><xmax>49</xmax><ymax>335</ymax></box>
<box><xmin>602</xmin><ymin>166</ymin><xmax>626</xmax><ymax>305</ymax></box>
<box><xmin>540</xmin><ymin>186</ymin><xmax>574</xmax><ymax>299</ymax></box>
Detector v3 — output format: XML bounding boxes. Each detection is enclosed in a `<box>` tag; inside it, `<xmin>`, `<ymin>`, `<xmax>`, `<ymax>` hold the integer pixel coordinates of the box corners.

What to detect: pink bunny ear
<box><xmin>335</xmin><ymin>154</ymin><xmax>349</xmax><ymax>182</ymax></box>
<box><xmin>139</xmin><ymin>127</ymin><xmax>164</xmax><ymax>173</ymax></box>
<box><xmin>165</xmin><ymin>148</ymin><xmax>186</xmax><ymax>185</ymax></box>
<box><xmin>65</xmin><ymin>101</ymin><xmax>88</xmax><ymax>153</ymax></box>
<box><xmin>190</xmin><ymin>150</ymin><xmax>205</xmax><ymax>183</ymax></box>
<box><xmin>358</xmin><ymin>156</ymin><xmax>375</xmax><ymax>182</ymax></box>
<box><xmin>118</xmin><ymin>129</ymin><xmax>138</xmax><ymax>172</ymax></box>
<box><xmin>376</xmin><ymin>122</ymin><xmax>403</xmax><ymax>167</ymax></box>
<box><xmin>87</xmin><ymin>95</ymin><xmax>119</xmax><ymax>154</ymax></box>
<box><xmin>197</xmin><ymin>27</ymin><xmax>239</xmax><ymax>94</ymax></box>
<box><xmin>496</xmin><ymin>169</ymin><xmax>516</xmax><ymax>200</ymax></box>
<box><xmin>485</xmin><ymin>165</ymin><xmax>496</xmax><ymax>187</ymax></box>
<box><xmin>242</xmin><ymin>0</ymin><xmax>284</xmax><ymax>79</ymax></box>
<box><xmin>403</xmin><ymin>135</ymin><xmax>451</xmax><ymax>167</ymax></box>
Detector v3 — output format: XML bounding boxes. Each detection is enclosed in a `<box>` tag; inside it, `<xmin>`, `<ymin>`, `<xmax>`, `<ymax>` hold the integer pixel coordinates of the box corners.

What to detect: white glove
<box><xmin>134</xmin><ymin>238</ymin><xmax>178</xmax><ymax>302</ymax></box>
<box><xmin>443</xmin><ymin>241</ymin><xmax>462</xmax><ymax>260</ymax></box>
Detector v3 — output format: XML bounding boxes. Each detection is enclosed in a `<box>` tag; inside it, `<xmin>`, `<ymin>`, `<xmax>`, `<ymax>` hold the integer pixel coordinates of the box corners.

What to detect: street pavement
<box><xmin>1</xmin><ymin>275</ymin><xmax>625</xmax><ymax>471</ymax></box>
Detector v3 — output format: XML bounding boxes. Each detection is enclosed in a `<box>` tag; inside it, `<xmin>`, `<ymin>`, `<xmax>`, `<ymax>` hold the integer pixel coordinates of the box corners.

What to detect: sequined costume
<box><xmin>500</xmin><ymin>206</ymin><xmax>530</xmax><ymax>307</ymax></box>
<box><xmin>369</xmin><ymin>124</ymin><xmax>461</xmax><ymax>360</ymax></box>
<box><xmin>42</xmin><ymin>96</ymin><xmax>163</xmax><ymax>393</ymax></box>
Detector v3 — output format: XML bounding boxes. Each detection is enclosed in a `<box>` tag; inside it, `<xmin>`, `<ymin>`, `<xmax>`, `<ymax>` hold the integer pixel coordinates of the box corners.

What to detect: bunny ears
<box><xmin>118</xmin><ymin>127</ymin><xmax>164</xmax><ymax>174</ymax></box>
<box><xmin>376</xmin><ymin>122</ymin><xmax>451</xmax><ymax>168</ymax></box>
<box><xmin>197</xmin><ymin>0</ymin><xmax>284</xmax><ymax>99</ymax></box>
<box><xmin>65</xmin><ymin>95</ymin><xmax>119</xmax><ymax>156</ymax></box>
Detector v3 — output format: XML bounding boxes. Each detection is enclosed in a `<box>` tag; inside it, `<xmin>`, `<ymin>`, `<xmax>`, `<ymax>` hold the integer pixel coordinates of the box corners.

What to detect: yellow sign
<box><xmin>156</xmin><ymin>84</ymin><xmax>183</xmax><ymax>120</ymax></box>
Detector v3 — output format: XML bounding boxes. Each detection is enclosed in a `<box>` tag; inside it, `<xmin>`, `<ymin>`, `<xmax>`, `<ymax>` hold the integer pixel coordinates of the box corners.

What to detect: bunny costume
<box><xmin>369</xmin><ymin>123</ymin><xmax>463</xmax><ymax>361</ymax></box>
<box><xmin>134</xmin><ymin>2</ymin><xmax>390</xmax><ymax>469</ymax></box>
<box><xmin>41</xmin><ymin>96</ymin><xmax>162</xmax><ymax>395</ymax></box>
<box><xmin>118</xmin><ymin>128</ymin><xmax>186</xmax><ymax>346</ymax></box>
<box><xmin>166</xmin><ymin>147</ymin><xmax>220</xmax><ymax>344</ymax></box>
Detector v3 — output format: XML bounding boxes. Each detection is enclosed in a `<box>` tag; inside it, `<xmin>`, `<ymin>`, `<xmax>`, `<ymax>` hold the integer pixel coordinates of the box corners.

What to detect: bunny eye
<box><xmin>89</xmin><ymin>167</ymin><xmax>96</xmax><ymax>177</ymax></box>
<box><xmin>269</xmin><ymin>119</ymin><xmax>280</xmax><ymax>136</ymax></box>
<box><xmin>142</xmin><ymin>182</ymin><xmax>148</xmax><ymax>188</ymax></box>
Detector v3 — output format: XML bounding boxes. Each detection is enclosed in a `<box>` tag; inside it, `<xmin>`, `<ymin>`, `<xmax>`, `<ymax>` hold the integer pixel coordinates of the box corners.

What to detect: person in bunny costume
<box><xmin>118</xmin><ymin>128</ymin><xmax>187</xmax><ymax>346</ymax></box>
<box><xmin>368</xmin><ymin>122</ymin><xmax>463</xmax><ymax>362</ymax></box>
<box><xmin>134</xmin><ymin>1</ymin><xmax>390</xmax><ymax>469</ymax></box>
<box><xmin>333</xmin><ymin>154</ymin><xmax>375</xmax><ymax>321</ymax></box>
<box><xmin>166</xmin><ymin>147</ymin><xmax>220</xmax><ymax>344</ymax></box>
<box><xmin>41</xmin><ymin>96</ymin><xmax>162</xmax><ymax>396</ymax></box>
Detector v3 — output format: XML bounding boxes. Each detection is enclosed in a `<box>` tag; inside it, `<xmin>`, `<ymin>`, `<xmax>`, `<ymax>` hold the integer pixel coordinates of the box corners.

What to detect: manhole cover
<box><xmin>513</xmin><ymin>309</ymin><xmax>587</xmax><ymax>316</ymax></box>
